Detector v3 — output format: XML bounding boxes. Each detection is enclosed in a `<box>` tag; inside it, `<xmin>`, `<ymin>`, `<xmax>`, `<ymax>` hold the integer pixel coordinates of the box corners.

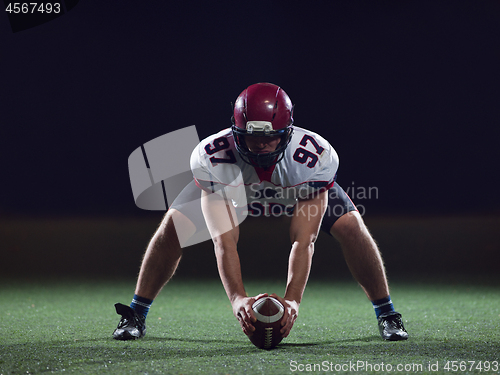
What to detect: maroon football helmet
<box><xmin>232</xmin><ymin>83</ymin><xmax>294</xmax><ymax>168</ymax></box>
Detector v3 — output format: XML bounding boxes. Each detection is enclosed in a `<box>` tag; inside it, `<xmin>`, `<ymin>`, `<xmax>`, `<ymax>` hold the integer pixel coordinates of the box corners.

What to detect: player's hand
<box><xmin>270</xmin><ymin>293</ymin><xmax>299</xmax><ymax>338</ymax></box>
<box><xmin>232</xmin><ymin>293</ymin><xmax>268</xmax><ymax>336</ymax></box>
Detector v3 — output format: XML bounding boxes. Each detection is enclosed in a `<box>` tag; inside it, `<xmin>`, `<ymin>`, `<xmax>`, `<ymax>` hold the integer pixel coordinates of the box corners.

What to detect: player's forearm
<box><xmin>214</xmin><ymin>239</ymin><xmax>247</xmax><ymax>303</ymax></box>
<box><xmin>201</xmin><ymin>189</ymin><xmax>246</xmax><ymax>302</ymax></box>
<box><xmin>285</xmin><ymin>193</ymin><xmax>326</xmax><ymax>303</ymax></box>
<box><xmin>284</xmin><ymin>241</ymin><xmax>314</xmax><ymax>304</ymax></box>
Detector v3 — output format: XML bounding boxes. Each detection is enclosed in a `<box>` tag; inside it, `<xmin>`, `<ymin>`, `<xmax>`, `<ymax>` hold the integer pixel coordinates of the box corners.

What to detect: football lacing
<box><xmin>264</xmin><ymin>327</ymin><xmax>273</xmax><ymax>349</ymax></box>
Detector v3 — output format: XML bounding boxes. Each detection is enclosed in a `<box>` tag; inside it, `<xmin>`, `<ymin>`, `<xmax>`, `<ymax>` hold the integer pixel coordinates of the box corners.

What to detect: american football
<box><xmin>248</xmin><ymin>296</ymin><xmax>285</xmax><ymax>350</ymax></box>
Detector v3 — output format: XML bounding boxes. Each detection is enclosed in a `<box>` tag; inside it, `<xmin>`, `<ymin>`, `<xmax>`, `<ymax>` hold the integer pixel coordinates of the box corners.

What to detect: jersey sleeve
<box><xmin>190</xmin><ymin>140</ymin><xmax>217</xmax><ymax>193</ymax></box>
<box><xmin>284</xmin><ymin>128</ymin><xmax>339</xmax><ymax>199</ymax></box>
<box><xmin>301</xmin><ymin>144</ymin><xmax>338</xmax><ymax>198</ymax></box>
<box><xmin>190</xmin><ymin>131</ymin><xmax>247</xmax><ymax>207</ymax></box>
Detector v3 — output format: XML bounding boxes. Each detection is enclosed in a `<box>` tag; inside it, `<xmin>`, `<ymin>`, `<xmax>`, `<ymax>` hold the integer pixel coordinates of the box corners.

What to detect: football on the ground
<box><xmin>248</xmin><ymin>296</ymin><xmax>285</xmax><ymax>350</ymax></box>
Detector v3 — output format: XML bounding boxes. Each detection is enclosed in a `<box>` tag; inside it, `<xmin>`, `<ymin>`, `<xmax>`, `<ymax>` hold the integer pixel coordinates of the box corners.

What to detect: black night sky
<box><xmin>1</xmin><ymin>1</ymin><xmax>499</xmax><ymax>218</ymax></box>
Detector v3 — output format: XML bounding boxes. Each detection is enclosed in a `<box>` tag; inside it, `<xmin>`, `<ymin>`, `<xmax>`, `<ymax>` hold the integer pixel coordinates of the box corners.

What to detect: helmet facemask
<box><xmin>232</xmin><ymin>124</ymin><xmax>293</xmax><ymax>169</ymax></box>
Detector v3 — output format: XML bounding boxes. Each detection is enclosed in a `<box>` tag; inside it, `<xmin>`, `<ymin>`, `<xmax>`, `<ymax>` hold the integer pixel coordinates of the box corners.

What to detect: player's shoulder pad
<box><xmin>190</xmin><ymin>128</ymin><xmax>245</xmax><ymax>190</ymax></box>
<box><xmin>285</xmin><ymin>126</ymin><xmax>339</xmax><ymax>179</ymax></box>
<box><xmin>190</xmin><ymin>128</ymin><xmax>234</xmax><ymax>170</ymax></box>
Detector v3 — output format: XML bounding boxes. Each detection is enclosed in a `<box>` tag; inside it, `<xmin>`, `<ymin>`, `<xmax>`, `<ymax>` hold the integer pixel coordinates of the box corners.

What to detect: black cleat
<box><xmin>113</xmin><ymin>303</ymin><xmax>146</xmax><ymax>340</ymax></box>
<box><xmin>378</xmin><ymin>312</ymin><xmax>408</xmax><ymax>341</ymax></box>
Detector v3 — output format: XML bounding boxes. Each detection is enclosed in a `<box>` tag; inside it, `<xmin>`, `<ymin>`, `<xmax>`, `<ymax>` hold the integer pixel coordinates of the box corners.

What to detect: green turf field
<box><xmin>1</xmin><ymin>278</ymin><xmax>498</xmax><ymax>375</ymax></box>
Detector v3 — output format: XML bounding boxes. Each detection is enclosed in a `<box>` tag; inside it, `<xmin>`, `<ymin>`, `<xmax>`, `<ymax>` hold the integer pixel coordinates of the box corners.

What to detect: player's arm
<box><xmin>276</xmin><ymin>189</ymin><xmax>328</xmax><ymax>337</ymax></box>
<box><xmin>200</xmin><ymin>189</ymin><xmax>266</xmax><ymax>335</ymax></box>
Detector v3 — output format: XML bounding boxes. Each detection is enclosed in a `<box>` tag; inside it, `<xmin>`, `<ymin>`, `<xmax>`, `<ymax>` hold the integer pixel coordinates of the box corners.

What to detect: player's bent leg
<box><xmin>134</xmin><ymin>208</ymin><xmax>196</xmax><ymax>300</ymax></box>
<box><xmin>329</xmin><ymin>211</ymin><xmax>408</xmax><ymax>341</ymax></box>
<box><xmin>330</xmin><ymin>211</ymin><xmax>389</xmax><ymax>300</ymax></box>
<box><xmin>113</xmin><ymin>209</ymin><xmax>196</xmax><ymax>340</ymax></box>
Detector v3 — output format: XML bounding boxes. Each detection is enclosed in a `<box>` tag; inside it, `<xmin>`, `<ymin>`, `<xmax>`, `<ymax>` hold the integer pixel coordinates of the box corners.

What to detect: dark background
<box><xmin>1</xmin><ymin>1</ymin><xmax>499</xmax><ymax>281</ymax></box>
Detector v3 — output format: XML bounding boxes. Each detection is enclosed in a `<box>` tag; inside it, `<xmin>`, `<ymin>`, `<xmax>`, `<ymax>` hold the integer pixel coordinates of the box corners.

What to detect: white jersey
<box><xmin>190</xmin><ymin>126</ymin><xmax>338</xmax><ymax>217</ymax></box>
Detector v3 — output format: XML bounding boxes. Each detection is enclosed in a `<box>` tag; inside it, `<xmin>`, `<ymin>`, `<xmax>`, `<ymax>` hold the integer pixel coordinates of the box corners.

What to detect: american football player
<box><xmin>113</xmin><ymin>83</ymin><xmax>408</xmax><ymax>342</ymax></box>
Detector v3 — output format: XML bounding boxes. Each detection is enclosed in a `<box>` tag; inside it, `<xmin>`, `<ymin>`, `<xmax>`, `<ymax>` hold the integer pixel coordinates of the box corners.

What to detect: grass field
<box><xmin>1</xmin><ymin>277</ymin><xmax>499</xmax><ymax>375</ymax></box>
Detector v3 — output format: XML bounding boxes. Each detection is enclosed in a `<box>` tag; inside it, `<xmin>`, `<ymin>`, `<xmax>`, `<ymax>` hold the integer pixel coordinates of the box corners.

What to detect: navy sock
<box><xmin>130</xmin><ymin>295</ymin><xmax>154</xmax><ymax>318</ymax></box>
<box><xmin>372</xmin><ymin>295</ymin><xmax>395</xmax><ymax>318</ymax></box>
